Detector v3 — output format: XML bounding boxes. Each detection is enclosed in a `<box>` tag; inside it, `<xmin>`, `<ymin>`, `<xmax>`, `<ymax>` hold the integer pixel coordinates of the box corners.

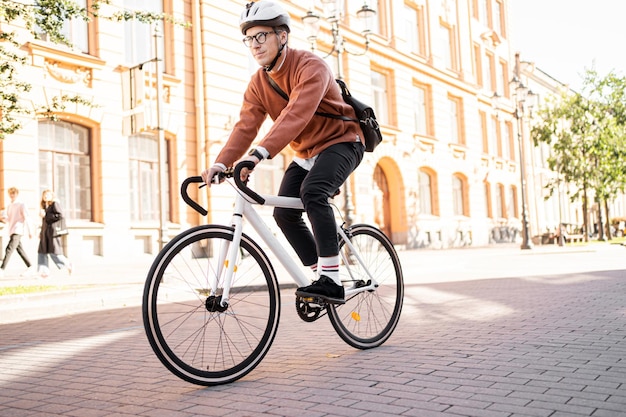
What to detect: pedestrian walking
<box><xmin>0</xmin><ymin>187</ymin><xmax>35</xmax><ymax>277</ymax></box>
<box><xmin>37</xmin><ymin>189</ymin><xmax>72</xmax><ymax>278</ymax></box>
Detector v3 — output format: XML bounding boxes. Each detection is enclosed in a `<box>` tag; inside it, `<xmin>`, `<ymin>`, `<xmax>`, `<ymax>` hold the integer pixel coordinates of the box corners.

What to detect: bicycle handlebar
<box><xmin>180</xmin><ymin>161</ymin><xmax>266</xmax><ymax>215</ymax></box>
<box><xmin>181</xmin><ymin>176</ymin><xmax>208</xmax><ymax>216</ymax></box>
<box><xmin>233</xmin><ymin>160</ymin><xmax>266</xmax><ymax>205</ymax></box>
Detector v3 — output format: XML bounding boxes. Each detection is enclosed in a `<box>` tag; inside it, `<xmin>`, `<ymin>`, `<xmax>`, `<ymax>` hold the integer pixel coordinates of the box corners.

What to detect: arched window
<box><xmin>495</xmin><ymin>183</ymin><xmax>505</xmax><ymax>218</ymax></box>
<box><xmin>452</xmin><ymin>174</ymin><xmax>469</xmax><ymax>216</ymax></box>
<box><xmin>484</xmin><ymin>181</ymin><xmax>492</xmax><ymax>218</ymax></box>
<box><xmin>508</xmin><ymin>185</ymin><xmax>518</xmax><ymax>218</ymax></box>
<box><xmin>419</xmin><ymin>168</ymin><xmax>439</xmax><ymax>216</ymax></box>
<box><xmin>38</xmin><ymin>120</ymin><xmax>92</xmax><ymax>220</ymax></box>
<box><xmin>418</xmin><ymin>170</ymin><xmax>432</xmax><ymax>215</ymax></box>
<box><xmin>128</xmin><ymin>133</ymin><xmax>171</xmax><ymax>222</ymax></box>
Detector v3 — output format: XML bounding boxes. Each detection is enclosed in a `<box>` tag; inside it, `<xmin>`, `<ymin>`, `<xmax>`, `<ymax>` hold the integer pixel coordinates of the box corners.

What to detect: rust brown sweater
<box><xmin>215</xmin><ymin>47</ymin><xmax>362</xmax><ymax>167</ymax></box>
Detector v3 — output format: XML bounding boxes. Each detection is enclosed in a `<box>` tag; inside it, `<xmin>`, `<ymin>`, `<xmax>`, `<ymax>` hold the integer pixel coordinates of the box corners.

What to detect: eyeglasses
<box><xmin>242</xmin><ymin>31</ymin><xmax>276</xmax><ymax>47</ymax></box>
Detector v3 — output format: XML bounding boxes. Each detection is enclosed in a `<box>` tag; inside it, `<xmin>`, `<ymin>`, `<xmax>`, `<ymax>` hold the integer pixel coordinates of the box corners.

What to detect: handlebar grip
<box><xmin>181</xmin><ymin>176</ymin><xmax>208</xmax><ymax>216</ymax></box>
<box><xmin>233</xmin><ymin>161</ymin><xmax>266</xmax><ymax>205</ymax></box>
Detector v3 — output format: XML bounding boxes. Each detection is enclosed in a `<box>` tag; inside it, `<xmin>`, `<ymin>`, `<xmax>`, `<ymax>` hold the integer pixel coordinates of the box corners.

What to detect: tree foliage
<box><xmin>0</xmin><ymin>0</ymin><xmax>182</xmax><ymax>140</ymax></box>
<box><xmin>531</xmin><ymin>69</ymin><xmax>626</xmax><ymax>238</ymax></box>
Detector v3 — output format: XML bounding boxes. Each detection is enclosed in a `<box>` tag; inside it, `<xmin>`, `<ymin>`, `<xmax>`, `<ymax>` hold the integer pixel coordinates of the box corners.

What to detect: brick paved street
<box><xmin>0</xmin><ymin>244</ymin><xmax>625</xmax><ymax>416</ymax></box>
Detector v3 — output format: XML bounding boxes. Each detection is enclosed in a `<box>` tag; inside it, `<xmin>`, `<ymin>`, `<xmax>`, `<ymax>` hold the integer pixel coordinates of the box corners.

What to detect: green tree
<box><xmin>0</xmin><ymin>0</ymin><xmax>179</xmax><ymax>140</ymax></box>
<box><xmin>531</xmin><ymin>69</ymin><xmax>626</xmax><ymax>241</ymax></box>
<box><xmin>588</xmin><ymin>70</ymin><xmax>626</xmax><ymax>239</ymax></box>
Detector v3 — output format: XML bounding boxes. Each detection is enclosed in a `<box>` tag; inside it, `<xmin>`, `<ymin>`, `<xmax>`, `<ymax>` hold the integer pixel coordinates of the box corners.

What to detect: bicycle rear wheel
<box><xmin>328</xmin><ymin>224</ymin><xmax>404</xmax><ymax>349</ymax></box>
<box><xmin>143</xmin><ymin>225</ymin><xmax>280</xmax><ymax>386</ymax></box>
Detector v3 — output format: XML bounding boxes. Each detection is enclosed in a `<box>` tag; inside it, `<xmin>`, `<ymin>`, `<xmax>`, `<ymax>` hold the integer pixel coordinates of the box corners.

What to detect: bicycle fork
<box><xmin>208</xmin><ymin>198</ymin><xmax>247</xmax><ymax>309</ymax></box>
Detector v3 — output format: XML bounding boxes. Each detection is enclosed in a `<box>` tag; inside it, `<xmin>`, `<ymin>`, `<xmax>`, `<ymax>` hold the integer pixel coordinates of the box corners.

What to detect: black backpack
<box><xmin>266</xmin><ymin>74</ymin><xmax>383</xmax><ymax>152</ymax></box>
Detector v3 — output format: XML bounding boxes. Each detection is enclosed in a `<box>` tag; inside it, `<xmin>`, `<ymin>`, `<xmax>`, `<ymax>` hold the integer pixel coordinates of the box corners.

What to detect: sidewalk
<box><xmin>1</xmin><ymin>242</ymin><xmax>624</xmax><ymax>324</ymax></box>
<box><xmin>0</xmin><ymin>252</ymin><xmax>154</xmax><ymax>324</ymax></box>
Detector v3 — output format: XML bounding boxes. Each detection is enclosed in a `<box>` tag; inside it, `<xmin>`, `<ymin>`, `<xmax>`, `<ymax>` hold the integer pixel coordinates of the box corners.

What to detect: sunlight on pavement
<box><xmin>403</xmin><ymin>286</ymin><xmax>514</xmax><ymax>321</ymax></box>
<box><xmin>521</xmin><ymin>272</ymin><xmax>616</xmax><ymax>285</ymax></box>
<box><xmin>0</xmin><ymin>330</ymin><xmax>137</xmax><ymax>385</ymax></box>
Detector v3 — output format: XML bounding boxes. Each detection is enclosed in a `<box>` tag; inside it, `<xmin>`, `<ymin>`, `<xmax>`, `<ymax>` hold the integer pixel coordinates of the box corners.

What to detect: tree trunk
<box><xmin>605</xmin><ymin>200</ymin><xmax>613</xmax><ymax>240</ymax></box>
<box><xmin>597</xmin><ymin>196</ymin><xmax>606</xmax><ymax>241</ymax></box>
<box><xmin>582</xmin><ymin>187</ymin><xmax>589</xmax><ymax>242</ymax></box>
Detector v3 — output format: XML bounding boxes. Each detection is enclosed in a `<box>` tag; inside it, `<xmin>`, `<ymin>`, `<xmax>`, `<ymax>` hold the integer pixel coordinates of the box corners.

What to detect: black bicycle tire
<box><xmin>142</xmin><ymin>225</ymin><xmax>280</xmax><ymax>386</ymax></box>
<box><xmin>328</xmin><ymin>224</ymin><xmax>404</xmax><ymax>349</ymax></box>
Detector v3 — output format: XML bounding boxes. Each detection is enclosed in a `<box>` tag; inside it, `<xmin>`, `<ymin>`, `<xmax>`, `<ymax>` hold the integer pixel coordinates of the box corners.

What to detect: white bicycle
<box><xmin>143</xmin><ymin>161</ymin><xmax>404</xmax><ymax>386</ymax></box>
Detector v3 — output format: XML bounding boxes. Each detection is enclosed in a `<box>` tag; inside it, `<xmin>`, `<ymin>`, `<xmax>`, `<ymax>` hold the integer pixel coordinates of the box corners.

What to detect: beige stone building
<box><xmin>1</xmin><ymin>0</ymin><xmax>620</xmax><ymax>260</ymax></box>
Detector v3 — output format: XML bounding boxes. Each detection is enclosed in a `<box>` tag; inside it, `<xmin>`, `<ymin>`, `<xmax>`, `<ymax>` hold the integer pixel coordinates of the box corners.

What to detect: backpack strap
<box><xmin>265</xmin><ymin>73</ymin><xmax>358</xmax><ymax>123</ymax></box>
<box><xmin>265</xmin><ymin>73</ymin><xmax>289</xmax><ymax>101</ymax></box>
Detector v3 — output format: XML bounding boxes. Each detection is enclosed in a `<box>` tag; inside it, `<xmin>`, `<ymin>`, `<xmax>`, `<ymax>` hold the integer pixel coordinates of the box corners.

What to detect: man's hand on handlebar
<box><xmin>201</xmin><ymin>165</ymin><xmax>225</xmax><ymax>187</ymax></box>
<box><xmin>201</xmin><ymin>156</ymin><xmax>260</xmax><ymax>187</ymax></box>
<box><xmin>237</xmin><ymin>154</ymin><xmax>260</xmax><ymax>184</ymax></box>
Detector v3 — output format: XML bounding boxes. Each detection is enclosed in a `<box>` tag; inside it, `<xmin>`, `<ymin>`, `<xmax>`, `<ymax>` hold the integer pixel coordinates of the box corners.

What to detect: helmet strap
<box><xmin>264</xmin><ymin>30</ymin><xmax>286</xmax><ymax>72</ymax></box>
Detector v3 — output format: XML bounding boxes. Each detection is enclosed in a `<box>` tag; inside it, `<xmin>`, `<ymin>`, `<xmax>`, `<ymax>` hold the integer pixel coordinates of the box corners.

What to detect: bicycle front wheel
<box><xmin>328</xmin><ymin>224</ymin><xmax>404</xmax><ymax>349</ymax></box>
<box><xmin>143</xmin><ymin>225</ymin><xmax>280</xmax><ymax>386</ymax></box>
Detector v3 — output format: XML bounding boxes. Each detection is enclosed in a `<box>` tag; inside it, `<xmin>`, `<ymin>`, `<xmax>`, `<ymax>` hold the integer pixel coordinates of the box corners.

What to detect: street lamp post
<box><xmin>512</xmin><ymin>77</ymin><xmax>535</xmax><ymax>250</ymax></box>
<box><xmin>154</xmin><ymin>26</ymin><xmax>168</xmax><ymax>251</ymax></box>
<box><xmin>301</xmin><ymin>0</ymin><xmax>375</xmax><ymax>225</ymax></box>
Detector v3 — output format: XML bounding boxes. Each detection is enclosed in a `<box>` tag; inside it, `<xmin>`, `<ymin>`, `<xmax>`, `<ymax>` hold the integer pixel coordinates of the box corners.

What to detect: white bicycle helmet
<box><xmin>240</xmin><ymin>1</ymin><xmax>291</xmax><ymax>35</ymax></box>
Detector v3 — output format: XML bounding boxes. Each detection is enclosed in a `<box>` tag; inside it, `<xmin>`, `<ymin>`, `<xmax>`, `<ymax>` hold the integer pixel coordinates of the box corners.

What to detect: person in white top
<box><xmin>0</xmin><ymin>187</ymin><xmax>34</xmax><ymax>277</ymax></box>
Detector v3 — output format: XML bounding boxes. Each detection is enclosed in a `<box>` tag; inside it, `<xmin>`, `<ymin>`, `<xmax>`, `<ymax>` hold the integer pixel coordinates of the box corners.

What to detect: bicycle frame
<box><xmin>208</xmin><ymin>177</ymin><xmax>379</xmax><ymax>307</ymax></box>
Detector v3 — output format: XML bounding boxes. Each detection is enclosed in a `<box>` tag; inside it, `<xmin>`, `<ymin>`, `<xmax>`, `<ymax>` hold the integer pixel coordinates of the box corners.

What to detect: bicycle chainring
<box><xmin>295</xmin><ymin>297</ymin><xmax>325</xmax><ymax>322</ymax></box>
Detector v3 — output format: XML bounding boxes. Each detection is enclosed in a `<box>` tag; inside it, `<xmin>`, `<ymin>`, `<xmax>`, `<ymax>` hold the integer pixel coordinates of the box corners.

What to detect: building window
<box><xmin>124</xmin><ymin>0</ymin><xmax>164</xmax><ymax>68</ymax></box>
<box><xmin>371</xmin><ymin>69</ymin><xmax>390</xmax><ymax>125</ymax></box>
<box><xmin>471</xmin><ymin>0</ymin><xmax>479</xmax><ymax>19</ymax></box>
<box><xmin>452</xmin><ymin>174</ymin><xmax>468</xmax><ymax>216</ymax></box>
<box><xmin>404</xmin><ymin>2</ymin><xmax>425</xmax><ymax>56</ymax></box>
<box><xmin>485</xmin><ymin>51</ymin><xmax>495</xmax><ymax>92</ymax></box>
<box><xmin>439</xmin><ymin>21</ymin><xmax>457</xmax><ymax>71</ymax></box>
<box><xmin>448</xmin><ymin>95</ymin><xmax>464</xmax><ymax>145</ymax></box>
<box><xmin>484</xmin><ymin>181</ymin><xmax>493</xmax><ymax>218</ymax></box>
<box><xmin>490</xmin><ymin>115</ymin><xmax>499</xmax><ymax>156</ymax></box>
<box><xmin>495</xmin><ymin>183</ymin><xmax>505</xmax><ymax>218</ymax></box>
<box><xmin>481</xmin><ymin>0</ymin><xmax>491</xmax><ymax>28</ymax></box>
<box><xmin>509</xmin><ymin>185</ymin><xmax>518</xmax><ymax>218</ymax></box>
<box><xmin>128</xmin><ymin>133</ymin><xmax>170</xmax><ymax>222</ymax></box>
<box><xmin>38</xmin><ymin>120</ymin><xmax>92</xmax><ymax>221</ymax></box>
<box><xmin>474</xmin><ymin>43</ymin><xmax>483</xmax><ymax>87</ymax></box>
<box><xmin>412</xmin><ymin>83</ymin><xmax>430</xmax><ymax>136</ymax></box>
<box><xmin>503</xmin><ymin>121</ymin><xmax>513</xmax><ymax>160</ymax></box>
<box><xmin>418</xmin><ymin>169</ymin><xmax>433</xmax><ymax>215</ymax></box>
<box><xmin>479</xmin><ymin>110</ymin><xmax>488</xmax><ymax>153</ymax></box>
<box><xmin>494</xmin><ymin>0</ymin><xmax>505</xmax><ymax>37</ymax></box>
<box><xmin>499</xmin><ymin>59</ymin><xmax>509</xmax><ymax>98</ymax></box>
<box><xmin>36</xmin><ymin>0</ymin><xmax>90</xmax><ymax>53</ymax></box>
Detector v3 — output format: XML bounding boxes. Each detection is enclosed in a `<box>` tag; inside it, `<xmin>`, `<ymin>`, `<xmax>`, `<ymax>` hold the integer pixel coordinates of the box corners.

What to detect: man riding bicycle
<box><xmin>201</xmin><ymin>0</ymin><xmax>365</xmax><ymax>304</ymax></box>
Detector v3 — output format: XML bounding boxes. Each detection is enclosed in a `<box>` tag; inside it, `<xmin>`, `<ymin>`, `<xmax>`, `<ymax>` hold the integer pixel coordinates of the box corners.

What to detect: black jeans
<box><xmin>273</xmin><ymin>141</ymin><xmax>364</xmax><ymax>266</ymax></box>
<box><xmin>1</xmin><ymin>234</ymin><xmax>32</xmax><ymax>269</ymax></box>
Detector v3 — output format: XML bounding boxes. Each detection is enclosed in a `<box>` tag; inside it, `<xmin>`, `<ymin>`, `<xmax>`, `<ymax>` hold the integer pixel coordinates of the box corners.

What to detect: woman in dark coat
<box><xmin>37</xmin><ymin>189</ymin><xmax>73</xmax><ymax>278</ymax></box>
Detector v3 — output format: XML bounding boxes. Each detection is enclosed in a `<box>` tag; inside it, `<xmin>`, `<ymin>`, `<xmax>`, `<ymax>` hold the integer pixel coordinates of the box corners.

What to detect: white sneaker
<box><xmin>0</xmin><ymin>269</ymin><xmax>4</xmax><ymax>278</ymax></box>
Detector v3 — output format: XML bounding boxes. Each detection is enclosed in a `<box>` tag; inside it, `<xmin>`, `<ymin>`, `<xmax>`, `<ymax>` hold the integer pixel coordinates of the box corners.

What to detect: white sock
<box><xmin>308</xmin><ymin>263</ymin><xmax>318</xmax><ymax>277</ymax></box>
<box><xmin>319</xmin><ymin>255</ymin><xmax>340</xmax><ymax>286</ymax></box>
